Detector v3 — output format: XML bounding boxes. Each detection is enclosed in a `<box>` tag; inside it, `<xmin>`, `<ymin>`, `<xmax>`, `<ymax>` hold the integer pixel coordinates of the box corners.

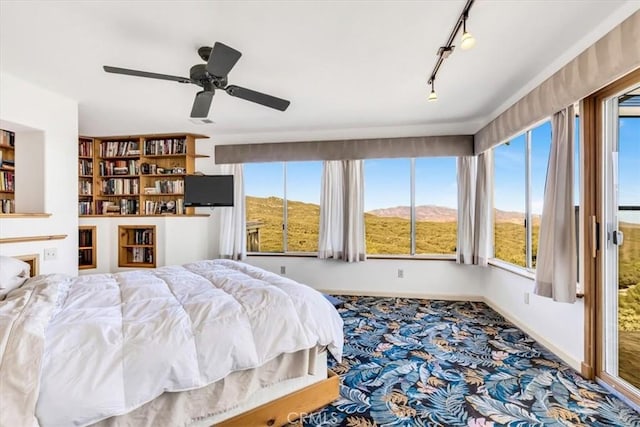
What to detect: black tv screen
<box><xmin>184</xmin><ymin>175</ymin><xmax>234</xmax><ymax>207</ymax></box>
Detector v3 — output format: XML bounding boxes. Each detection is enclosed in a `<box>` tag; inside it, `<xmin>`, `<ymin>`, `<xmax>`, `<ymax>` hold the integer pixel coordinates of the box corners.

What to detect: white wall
<box><xmin>79</xmin><ymin>216</ymin><xmax>212</xmax><ymax>274</ymax></box>
<box><xmin>0</xmin><ymin>72</ymin><xmax>78</xmax><ymax>275</ymax></box>
<box><xmin>480</xmin><ymin>266</ymin><xmax>584</xmax><ymax>371</ymax></box>
<box><xmin>247</xmin><ymin>256</ymin><xmax>484</xmax><ymax>299</ymax></box>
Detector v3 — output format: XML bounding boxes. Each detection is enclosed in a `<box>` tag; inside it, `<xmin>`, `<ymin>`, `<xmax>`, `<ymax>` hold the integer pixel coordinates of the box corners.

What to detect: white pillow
<box><xmin>0</xmin><ymin>256</ymin><xmax>31</xmax><ymax>297</ymax></box>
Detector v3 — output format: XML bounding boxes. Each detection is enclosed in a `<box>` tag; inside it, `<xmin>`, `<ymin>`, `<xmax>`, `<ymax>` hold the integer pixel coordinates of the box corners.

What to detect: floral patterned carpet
<box><xmin>295</xmin><ymin>296</ymin><xmax>640</xmax><ymax>427</ymax></box>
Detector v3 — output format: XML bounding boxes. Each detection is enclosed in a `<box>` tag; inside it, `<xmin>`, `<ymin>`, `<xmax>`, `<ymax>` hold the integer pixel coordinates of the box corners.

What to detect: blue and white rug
<box><xmin>296</xmin><ymin>296</ymin><xmax>640</xmax><ymax>426</ymax></box>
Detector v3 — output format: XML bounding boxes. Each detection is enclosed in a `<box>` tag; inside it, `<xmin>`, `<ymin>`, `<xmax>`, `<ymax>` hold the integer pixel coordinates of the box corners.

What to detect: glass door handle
<box><xmin>612</xmin><ymin>230</ymin><xmax>624</xmax><ymax>246</ymax></box>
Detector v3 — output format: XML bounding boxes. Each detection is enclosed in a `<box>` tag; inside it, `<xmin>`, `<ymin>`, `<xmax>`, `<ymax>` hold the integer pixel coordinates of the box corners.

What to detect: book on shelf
<box><xmin>143</xmin><ymin>198</ymin><xmax>184</xmax><ymax>215</ymax></box>
<box><xmin>1</xmin><ymin>130</ymin><xmax>15</xmax><ymax>147</ymax></box>
<box><xmin>96</xmin><ymin>199</ymin><xmax>139</xmax><ymax>215</ymax></box>
<box><xmin>79</xmin><ymin>159</ymin><xmax>93</xmax><ymax>175</ymax></box>
<box><xmin>99</xmin><ymin>159</ymin><xmax>139</xmax><ymax>176</ymax></box>
<box><xmin>78</xmin><ymin>201</ymin><xmax>93</xmax><ymax>215</ymax></box>
<box><xmin>1</xmin><ymin>199</ymin><xmax>15</xmax><ymax>214</ymax></box>
<box><xmin>79</xmin><ymin>139</ymin><xmax>93</xmax><ymax>157</ymax></box>
<box><xmin>132</xmin><ymin>228</ymin><xmax>154</xmax><ymax>245</ymax></box>
<box><xmin>0</xmin><ymin>171</ymin><xmax>15</xmax><ymax>191</ymax></box>
<box><xmin>101</xmin><ymin>178</ymin><xmax>139</xmax><ymax>195</ymax></box>
<box><xmin>144</xmin><ymin>138</ymin><xmax>186</xmax><ymax>156</ymax></box>
<box><xmin>79</xmin><ymin>230</ymin><xmax>93</xmax><ymax>247</ymax></box>
<box><xmin>78</xmin><ymin>180</ymin><xmax>92</xmax><ymax>196</ymax></box>
<box><xmin>129</xmin><ymin>247</ymin><xmax>153</xmax><ymax>264</ymax></box>
<box><xmin>100</xmin><ymin>140</ymin><xmax>140</xmax><ymax>157</ymax></box>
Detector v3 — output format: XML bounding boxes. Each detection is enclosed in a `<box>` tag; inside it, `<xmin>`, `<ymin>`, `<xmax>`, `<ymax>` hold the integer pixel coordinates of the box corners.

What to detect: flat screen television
<box><xmin>184</xmin><ymin>175</ymin><xmax>234</xmax><ymax>207</ymax></box>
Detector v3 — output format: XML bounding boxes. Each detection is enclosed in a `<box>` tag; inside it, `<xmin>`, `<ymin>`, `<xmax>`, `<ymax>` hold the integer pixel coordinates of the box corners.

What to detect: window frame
<box><xmin>365</xmin><ymin>157</ymin><xmax>458</xmax><ymax>258</ymax></box>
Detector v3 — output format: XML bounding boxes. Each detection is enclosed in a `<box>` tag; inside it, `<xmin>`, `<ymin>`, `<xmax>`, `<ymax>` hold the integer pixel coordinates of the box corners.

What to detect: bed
<box><xmin>0</xmin><ymin>257</ymin><xmax>344</xmax><ymax>427</ymax></box>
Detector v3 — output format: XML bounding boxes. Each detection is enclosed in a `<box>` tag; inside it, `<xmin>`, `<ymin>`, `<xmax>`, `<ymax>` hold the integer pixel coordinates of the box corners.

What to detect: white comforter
<box><xmin>0</xmin><ymin>260</ymin><xmax>344</xmax><ymax>427</ymax></box>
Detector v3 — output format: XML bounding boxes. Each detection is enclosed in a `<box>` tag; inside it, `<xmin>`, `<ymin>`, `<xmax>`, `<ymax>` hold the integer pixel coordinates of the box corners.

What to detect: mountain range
<box><xmin>367</xmin><ymin>205</ymin><xmax>534</xmax><ymax>223</ymax></box>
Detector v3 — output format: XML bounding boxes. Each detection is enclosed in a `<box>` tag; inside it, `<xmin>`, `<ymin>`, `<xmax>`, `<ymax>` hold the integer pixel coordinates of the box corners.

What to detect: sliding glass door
<box><xmin>601</xmin><ymin>83</ymin><xmax>640</xmax><ymax>398</ymax></box>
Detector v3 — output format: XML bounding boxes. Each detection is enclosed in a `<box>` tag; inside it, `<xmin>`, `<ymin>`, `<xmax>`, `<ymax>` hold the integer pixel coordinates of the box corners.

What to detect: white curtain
<box><xmin>318</xmin><ymin>160</ymin><xmax>366</xmax><ymax>262</ymax></box>
<box><xmin>473</xmin><ymin>150</ymin><xmax>494</xmax><ymax>266</ymax></box>
<box><xmin>318</xmin><ymin>161</ymin><xmax>344</xmax><ymax>259</ymax></box>
<box><xmin>534</xmin><ymin>106</ymin><xmax>577</xmax><ymax>303</ymax></box>
<box><xmin>218</xmin><ymin>163</ymin><xmax>246</xmax><ymax>260</ymax></box>
<box><xmin>457</xmin><ymin>156</ymin><xmax>477</xmax><ymax>264</ymax></box>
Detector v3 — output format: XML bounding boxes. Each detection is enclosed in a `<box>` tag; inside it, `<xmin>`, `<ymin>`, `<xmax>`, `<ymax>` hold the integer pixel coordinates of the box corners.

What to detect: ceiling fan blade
<box><xmin>225</xmin><ymin>85</ymin><xmax>290</xmax><ymax>111</ymax></box>
<box><xmin>206</xmin><ymin>42</ymin><xmax>242</xmax><ymax>78</ymax></box>
<box><xmin>190</xmin><ymin>91</ymin><xmax>215</xmax><ymax>118</ymax></box>
<box><xmin>104</xmin><ymin>66</ymin><xmax>192</xmax><ymax>83</ymax></box>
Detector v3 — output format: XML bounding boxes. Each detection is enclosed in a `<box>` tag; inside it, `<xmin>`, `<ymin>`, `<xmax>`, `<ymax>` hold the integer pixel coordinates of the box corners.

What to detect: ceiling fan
<box><xmin>103</xmin><ymin>42</ymin><xmax>290</xmax><ymax>121</ymax></box>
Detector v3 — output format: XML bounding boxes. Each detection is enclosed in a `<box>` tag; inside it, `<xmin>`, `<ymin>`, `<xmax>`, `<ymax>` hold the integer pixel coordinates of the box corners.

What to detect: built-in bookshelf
<box><xmin>78</xmin><ymin>226</ymin><xmax>96</xmax><ymax>269</ymax></box>
<box><xmin>78</xmin><ymin>137</ymin><xmax>94</xmax><ymax>215</ymax></box>
<box><xmin>0</xmin><ymin>129</ymin><xmax>16</xmax><ymax>213</ymax></box>
<box><xmin>78</xmin><ymin>133</ymin><xmax>209</xmax><ymax>216</ymax></box>
<box><xmin>118</xmin><ymin>225</ymin><xmax>156</xmax><ymax>268</ymax></box>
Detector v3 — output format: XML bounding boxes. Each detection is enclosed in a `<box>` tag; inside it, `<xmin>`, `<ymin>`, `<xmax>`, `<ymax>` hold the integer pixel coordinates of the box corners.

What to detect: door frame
<box><xmin>582</xmin><ymin>67</ymin><xmax>640</xmax><ymax>405</ymax></box>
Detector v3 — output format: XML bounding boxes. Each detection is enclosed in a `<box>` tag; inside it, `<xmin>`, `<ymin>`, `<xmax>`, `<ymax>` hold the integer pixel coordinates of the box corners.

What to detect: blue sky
<box><xmin>245</xmin><ymin>117</ymin><xmax>639</xmax><ymax>213</ymax></box>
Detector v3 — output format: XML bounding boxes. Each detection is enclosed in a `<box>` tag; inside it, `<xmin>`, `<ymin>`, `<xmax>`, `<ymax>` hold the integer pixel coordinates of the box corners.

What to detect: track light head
<box><xmin>460</xmin><ymin>14</ymin><xmax>476</xmax><ymax>50</ymax></box>
<box><xmin>427</xmin><ymin>80</ymin><xmax>438</xmax><ymax>102</ymax></box>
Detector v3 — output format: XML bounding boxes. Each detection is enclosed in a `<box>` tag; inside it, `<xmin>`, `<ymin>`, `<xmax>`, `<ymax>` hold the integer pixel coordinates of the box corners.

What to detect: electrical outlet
<box><xmin>397</xmin><ymin>269</ymin><xmax>404</xmax><ymax>278</ymax></box>
<box><xmin>280</xmin><ymin>266</ymin><xmax>286</xmax><ymax>275</ymax></box>
<box><xmin>44</xmin><ymin>247</ymin><xmax>57</xmax><ymax>261</ymax></box>
<box><xmin>524</xmin><ymin>292</ymin><xmax>530</xmax><ymax>305</ymax></box>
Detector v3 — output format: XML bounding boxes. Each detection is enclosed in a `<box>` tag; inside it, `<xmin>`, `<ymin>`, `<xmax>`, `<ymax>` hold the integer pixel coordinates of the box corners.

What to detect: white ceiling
<box><xmin>1</xmin><ymin>1</ymin><xmax>638</xmax><ymax>143</ymax></box>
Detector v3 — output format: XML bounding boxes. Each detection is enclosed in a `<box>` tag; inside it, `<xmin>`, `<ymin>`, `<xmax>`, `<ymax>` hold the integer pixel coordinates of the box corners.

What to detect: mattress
<box><xmin>0</xmin><ymin>260</ymin><xmax>343</xmax><ymax>427</ymax></box>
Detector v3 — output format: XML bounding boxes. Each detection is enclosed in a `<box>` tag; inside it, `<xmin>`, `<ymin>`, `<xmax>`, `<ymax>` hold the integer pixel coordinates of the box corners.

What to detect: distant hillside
<box><xmin>367</xmin><ymin>205</ymin><xmax>537</xmax><ymax>224</ymax></box>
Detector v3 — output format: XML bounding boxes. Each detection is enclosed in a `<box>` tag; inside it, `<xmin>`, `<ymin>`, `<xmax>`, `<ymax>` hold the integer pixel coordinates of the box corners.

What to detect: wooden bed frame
<box><xmin>217</xmin><ymin>370</ymin><xmax>339</xmax><ymax>427</ymax></box>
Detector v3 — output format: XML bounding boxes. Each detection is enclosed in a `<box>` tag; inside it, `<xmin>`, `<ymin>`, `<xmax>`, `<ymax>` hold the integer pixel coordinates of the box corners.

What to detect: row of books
<box><xmin>78</xmin><ymin>201</ymin><xmax>93</xmax><ymax>215</ymax></box>
<box><xmin>128</xmin><ymin>247</ymin><xmax>154</xmax><ymax>264</ymax></box>
<box><xmin>1</xmin><ymin>130</ymin><xmax>15</xmax><ymax>147</ymax></box>
<box><xmin>144</xmin><ymin>138</ymin><xmax>186</xmax><ymax>155</ymax></box>
<box><xmin>143</xmin><ymin>199</ymin><xmax>185</xmax><ymax>215</ymax></box>
<box><xmin>97</xmin><ymin>199</ymin><xmax>139</xmax><ymax>215</ymax></box>
<box><xmin>143</xmin><ymin>179</ymin><xmax>184</xmax><ymax>195</ymax></box>
<box><xmin>101</xmin><ymin>178</ymin><xmax>140</xmax><ymax>195</ymax></box>
<box><xmin>79</xmin><ymin>139</ymin><xmax>93</xmax><ymax>157</ymax></box>
<box><xmin>79</xmin><ymin>230</ymin><xmax>93</xmax><ymax>247</ymax></box>
<box><xmin>0</xmin><ymin>159</ymin><xmax>15</xmax><ymax>170</ymax></box>
<box><xmin>131</xmin><ymin>229</ymin><xmax>154</xmax><ymax>245</ymax></box>
<box><xmin>100</xmin><ymin>141</ymin><xmax>140</xmax><ymax>158</ymax></box>
<box><xmin>99</xmin><ymin>160</ymin><xmax>139</xmax><ymax>176</ymax></box>
<box><xmin>79</xmin><ymin>159</ymin><xmax>93</xmax><ymax>175</ymax></box>
<box><xmin>78</xmin><ymin>249</ymin><xmax>94</xmax><ymax>266</ymax></box>
<box><xmin>0</xmin><ymin>171</ymin><xmax>15</xmax><ymax>192</ymax></box>
<box><xmin>79</xmin><ymin>181</ymin><xmax>92</xmax><ymax>196</ymax></box>
<box><xmin>1</xmin><ymin>198</ymin><xmax>14</xmax><ymax>213</ymax></box>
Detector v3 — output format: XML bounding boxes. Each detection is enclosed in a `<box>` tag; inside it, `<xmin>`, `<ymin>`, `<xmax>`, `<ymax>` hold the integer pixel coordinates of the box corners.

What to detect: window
<box><xmin>286</xmin><ymin>161</ymin><xmax>321</xmax><ymax>252</ymax></box>
<box><xmin>493</xmin><ymin>119</ymin><xmax>566</xmax><ymax>270</ymax></box>
<box><xmin>415</xmin><ymin>157</ymin><xmax>457</xmax><ymax>255</ymax></box>
<box><xmin>530</xmin><ymin>121</ymin><xmax>552</xmax><ymax>267</ymax></box>
<box><xmin>364</xmin><ymin>159</ymin><xmax>411</xmax><ymax>255</ymax></box>
<box><xmin>245</xmin><ymin>161</ymin><xmax>321</xmax><ymax>253</ymax></box>
<box><xmin>494</xmin><ymin>134</ymin><xmax>527</xmax><ymax>267</ymax></box>
<box><xmin>245</xmin><ymin>163</ymin><xmax>284</xmax><ymax>253</ymax></box>
<box><xmin>364</xmin><ymin>157</ymin><xmax>457</xmax><ymax>256</ymax></box>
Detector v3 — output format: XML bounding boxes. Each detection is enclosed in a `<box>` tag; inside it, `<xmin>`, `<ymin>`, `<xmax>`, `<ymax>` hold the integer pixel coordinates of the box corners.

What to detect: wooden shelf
<box><xmin>142</xmin><ymin>193</ymin><xmax>184</xmax><ymax>196</ymax></box>
<box><xmin>0</xmin><ymin>234</ymin><xmax>67</xmax><ymax>244</ymax></box>
<box><xmin>99</xmin><ymin>175</ymin><xmax>139</xmax><ymax>178</ymax></box>
<box><xmin>80</xmin><ymin>213</ymin><xmax>210</xmax><ymax>217</ymax></box>
<box><xmin>0</xmin><ymin>144</ymin><xmax>15</xmax><ymax>150</ymax></box>
<box><xmin>0</xmin><ymin>190</ymin><xmax>15</xmax><ymax>194</ymax></box>
<box><xmin>0</xmin><ymin>167</ymin><xmax>15</xmax><ymax>172</ymax></box>
<box><xmin>79</xmin><ymin>175</ymin><xmax>93</xmax><ymax>178</ymax></box>
<box><xmin>79</xmin><ymin>156</ymin><xmax>92</xmax><ymax>160</ymax></box>
<box><xmin>0</xmin><ymin>213</ymin><xmax>52</xmax><ymax>218</ymax></box>
<box><xmin>79</xmin><ymin>226</ymin><xmax>96</xmax><ymax>269</ymax></box>
<box><xmin>141</xmin><ymin>174</ymin><xmax>186</xmax><ymax>177</ymax></box>
<box><xmin>100</xmin><ymin>193</ymin><xmax>140</xmax><ymax>197</ymax></box>
<box><xmin>101</xmin><ymin>156</ymin><xmax>140</xmax><ymax>160</ymax></box>
<box><xmin>118</xmin><ymin>225</ymin><xmax>156</xmax><ymax>268</ymax></box>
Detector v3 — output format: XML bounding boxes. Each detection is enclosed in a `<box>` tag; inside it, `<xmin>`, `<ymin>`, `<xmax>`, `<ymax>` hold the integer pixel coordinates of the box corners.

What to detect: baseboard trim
<box><xmin>482</xmin><ymin>296</ymin><xmax>582</xmax><ymax>372</ymax></box>
<box><xmin>318</xmin><ymin>289</ymin><xmax>484</xmax><ymax>302</ymax></box>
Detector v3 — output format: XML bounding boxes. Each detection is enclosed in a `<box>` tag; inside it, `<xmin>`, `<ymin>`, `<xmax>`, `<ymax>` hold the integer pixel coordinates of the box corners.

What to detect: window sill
<box><xmin>246</xmin><ymin>253</ymin><xmax>457</xmax><ymax>261</ymax></box>
<box><xmin>488</xmin><ymin>259</ymin><xmax>536</xmax><ymax>280</ymax></box>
